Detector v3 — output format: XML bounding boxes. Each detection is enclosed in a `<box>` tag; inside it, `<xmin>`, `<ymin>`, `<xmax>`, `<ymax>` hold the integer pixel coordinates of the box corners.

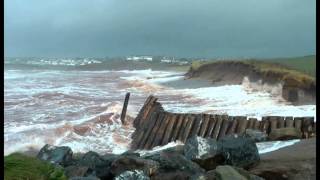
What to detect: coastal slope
<box><xmin>185</xmin><ymin>58</ymin><xmax>316</xmax><ymax>105</ymax></box>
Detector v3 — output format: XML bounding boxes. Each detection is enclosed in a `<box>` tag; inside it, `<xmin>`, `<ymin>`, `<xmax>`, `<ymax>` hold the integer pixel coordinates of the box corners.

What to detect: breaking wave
<box><xmin>4</xmin><ymin>59</ymin><xmax>316</xmax><ymax>155</ymax></box>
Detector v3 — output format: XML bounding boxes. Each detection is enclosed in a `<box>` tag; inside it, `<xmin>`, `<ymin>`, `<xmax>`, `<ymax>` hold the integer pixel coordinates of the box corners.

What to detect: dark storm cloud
<box><xmin>4</xmin><ymin>0</ymin><xmax>316</xmax><ymax>58</ymax></box>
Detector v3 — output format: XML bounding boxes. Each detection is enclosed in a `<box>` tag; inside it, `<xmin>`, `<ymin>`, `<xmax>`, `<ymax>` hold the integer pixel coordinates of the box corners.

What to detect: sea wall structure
<box><xmin>131</xmin><ymin>96</ymin><xmax>316</xmax><ymax>150</ymax></box>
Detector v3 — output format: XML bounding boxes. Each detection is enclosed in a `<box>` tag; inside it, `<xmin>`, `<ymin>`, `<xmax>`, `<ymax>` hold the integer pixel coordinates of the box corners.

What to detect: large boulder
<box><xmin>268</xmin><ymin>128</ymin><xmax>302</xmax><ymax>141</ymax></box>
<box><xmin>77</xmin><ymin>151</ymin><xmax>116</xmax><ymax>179</ymax></box>
<box><xmin>184</xmin><ymin>136</ymin><xmax>223</xmax><ymax>170</ymax></box>
<box><xmin>219</xmin><ymin>136</ymin><xmax>260</xmax><ymax>169</ymax></box>
<box><xmin>144</xmin><ymin>151</ymin><xmax>205</xmax><ymax>175</ymax></box>
<box><xmin>64</xmin><ymin>165</ymin><xmax>91</xmax><ymax>178</ymax></box>
<box><xmin>37</xmin><ymin>144</ymin><xmax>73</xmax><ymax>166</ymax></box>
<box><xmin>243</xmin><ymin>129</ymin><xmax>268</xmax><ymax>142</ymax></box>
<box><xmin>64</xmin><ymin>151</ymin><xmax>118</xmax><ymax>180</ymax></box>
<box><xmin>110</xmin><ymin>156</ymin><xmax>159</xmax><ymax>176</ymax></box>
<box><xmin>114</xmin><ymin>170</ymin><xmax>150</xmax><ymax>180</ymax></box>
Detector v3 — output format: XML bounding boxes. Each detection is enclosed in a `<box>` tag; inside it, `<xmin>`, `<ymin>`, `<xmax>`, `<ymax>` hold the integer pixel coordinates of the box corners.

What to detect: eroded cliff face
<box><xmin>185</xmin><ymin>61</ymin><xmax>315</xmax><ymax>105</ymax></box>
<box><xmin>281</xmin><ymin>78</ymin><xmax>316</xmax><ymax>105</ymax></box>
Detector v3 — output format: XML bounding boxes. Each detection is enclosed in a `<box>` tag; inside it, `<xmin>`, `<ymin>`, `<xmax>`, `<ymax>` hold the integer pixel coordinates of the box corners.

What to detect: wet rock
<box><xmin>144</xmin><ymin>151</ymin><xmax>205</xmax><ymax>174</ymax></box>
<box><xmin>219</xmin><ymin>136</ymin><xmax>260</xmax><ymax>169</ymax></box>
<box><xmin>243</xmin><ymin>129</ymin><xmax>268</xmax><ymax>142</ymax></box>
<box><xmin>184</xmin><ymin>136</ymin><xmax>220</xmax><ymax>160</ymax></box>
<box><xmin>205</xmin><ymin>170</ymin><xmax>217</xmax><ymax>180</ymax></box>
<box><xmin>184</xmin><ymin>136</ymin><xmax>223</xmax><ymax>170</ymax></box>
<box><xmin>268</xmin><ymin>128</ymin><xmax>302</xmax><ymax>141</ymax></box>
<box><xmin>213</xmin><ymin>165</ymin><xmax>264</xmax><ymax>180</ymax></box>
<box><xmin>64</xmin><ymin>165</ymin><xmax>91</xmax><ymax>178</ymax></box>
<box><xmin>37</xmin><ymin>144</ymin><xmax>73</xmax><ymax>166</ymax></box>
<box><xmin>151</xmin><ymin>171</ymin><xmax>193</xmax><ymax>180</ymax></box>
<box><xmin>77</xmin><ymin>151</ymin><xmax>116</xmax><ymax>179</ymax></box>
<box><xmin>110</xmin><ymin>156</ymin><xmax>159</xmax><ymax>176</ymax></box>
<box><xmin>114</xmin><ymin>170</ymin><xmax>150</xmax><ymax>180</ymax></box>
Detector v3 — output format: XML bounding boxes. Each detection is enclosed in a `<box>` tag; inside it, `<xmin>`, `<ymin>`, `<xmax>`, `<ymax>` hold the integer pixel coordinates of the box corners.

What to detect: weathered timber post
<box><xmin>120</xmin><ymin>92</ymin><xmax>130</xmax><ymax>124</ymax></box>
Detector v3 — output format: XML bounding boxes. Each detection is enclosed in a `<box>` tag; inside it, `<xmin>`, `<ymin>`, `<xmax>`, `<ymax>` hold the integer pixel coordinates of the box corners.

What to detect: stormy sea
<box><xmin>4</xmin><ymin>58</ymin><xmax>316</xmax><ymax>156</ymax></box>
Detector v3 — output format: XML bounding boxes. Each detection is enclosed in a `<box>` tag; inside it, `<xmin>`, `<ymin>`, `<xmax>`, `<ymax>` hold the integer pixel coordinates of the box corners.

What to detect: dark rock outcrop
<box><xmin>268</xmin><ymin>128</ymin><xmax>302</xmax><ymax>141</ymax></box>
<box><xmin>182</xmin><ymin>135</ymin><xmax>260</xmax><ymax>170</ymax></box>
<box><xmin>144</xmin><ymin>151</ymin><xmax>205</xmax><ymax>175</ymax></box>
<box><xmin>75</xmin><ymin>151</ymin><xmax>116</xmax><ymax>179</ymax></box>
<box><xmin>110</xmin><ymin>156</ymin><xmax>159</xmax><ymax>176</ymax></box>
<box><xmin>37</xmin><ymin>144</ymin><xmax>73</xmax><ymax>166</ymax></box>
<box><xmin>184</xmin><ymin>136</ymin><xmax>223</xmax><ymax>170</ymax></box>
<box><xmin>219</xmin><ymin>135</ymin><xmax>260</xmax><ymax>169</ymax></box>
<box><xmin>65</xmin><ymin>165</ymin><xmax>91</xmax><ymax>178</ymax></box>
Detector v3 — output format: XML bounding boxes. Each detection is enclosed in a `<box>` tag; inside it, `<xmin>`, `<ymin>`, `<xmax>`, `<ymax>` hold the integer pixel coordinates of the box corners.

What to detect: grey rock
<box><xmin>77</xmin><ymin>151</ymin><xmax>115</xmax><ymax>179</ymax></box>
<box><xmin>64</xmin><ymin>165</ymin><xmax>91</xmax><ymax>178</ymax></box>
<box><xmin>111</xmin><ymin>156</ymin><xmax>159</xmax><ymax>176</ymax></box>
<box><xmin>184</xmin><ymin>136</ymin><xmax>223</xmax><ymax>170</ymax></box>
<box><xmin>268</xmin><ymin>128</ymin><xmax>302</xmax><ymax>141</ymax></box>
<box><xmin>219</xmin><ymin>136</ymin><xmax>260</xmax><ymax>169</ymax></box>
<box><xmin>144</xmin><ymin>151</ymin><xmax>205</xmax><ymax>174</ymax></box>
<box><xmin>37</xmin><ymin>144</ymin><xmax>73</xmax><ymax>166</ymax></box>
<box><xmin>243</xmin><ymin>129</ymin><xmax>268</xmax><ymax>142</ymax></box>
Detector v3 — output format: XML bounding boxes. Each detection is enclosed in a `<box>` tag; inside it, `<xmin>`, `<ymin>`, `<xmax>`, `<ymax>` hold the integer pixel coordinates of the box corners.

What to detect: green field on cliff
<box><xmin>264</xmin><ymin>55</ymin><xmax>316</xmax><ymax>77</ymax></box>
<box><xmin>190</xmin><ymin>55</ymin><xmax>316</xmax><ymax>78</ymax></box>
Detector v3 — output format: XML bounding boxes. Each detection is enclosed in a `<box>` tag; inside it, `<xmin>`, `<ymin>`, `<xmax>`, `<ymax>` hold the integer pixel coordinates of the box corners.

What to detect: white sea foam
<box><xmin>4</xmin><ymin>67</ymin><xmax>315</xmax><ymax>155</ymax></box>
<box><xmin>257</xmin><ymin>139</ymin><xmax>300</xmax><ymax>154</ymax></box>
<box><xmin>135</xmin><ymin>139</ymin><xmax>301</xmax><ymax>157</ymax></box>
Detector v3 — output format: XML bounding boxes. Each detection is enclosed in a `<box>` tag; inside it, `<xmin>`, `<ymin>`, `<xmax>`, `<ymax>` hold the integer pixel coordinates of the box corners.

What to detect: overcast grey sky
<box><xmin>4</xmin><ymin>0</ymin><xmax>316</xmax><ymax>58</ymax></box>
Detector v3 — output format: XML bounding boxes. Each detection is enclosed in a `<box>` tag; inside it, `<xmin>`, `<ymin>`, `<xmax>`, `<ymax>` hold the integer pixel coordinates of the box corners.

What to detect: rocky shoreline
<box><xmin>8</xmin><ymin>134</ymin><xmax>315</xmax><ymax>180</ymax></box>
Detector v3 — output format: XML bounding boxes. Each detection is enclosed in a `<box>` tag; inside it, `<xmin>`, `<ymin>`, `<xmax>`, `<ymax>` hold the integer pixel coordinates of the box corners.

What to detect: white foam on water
<box><xmin>257</xmin><ymin>139</ymin><xmax>300</xmax><ymax>154</ymax></box>
<box><xmin>159</xmin><ymin>85</ymin><xmax>316</xmax><ymax>120</ymax></box>
<box><xmin>4</xmin><ymin>67</ymin><xmax>316</xmax><ymax>155</ymax></box>
<box><xmin>136</xmin><ymin>141</ymin><xmax>184</xmax><ymax>156</ymax></box>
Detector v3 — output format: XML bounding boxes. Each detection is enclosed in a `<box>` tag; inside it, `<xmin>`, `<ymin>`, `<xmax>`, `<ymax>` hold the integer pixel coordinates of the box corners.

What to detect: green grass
<box><xmin>190</xmin><ymin>55</ymin><xmax>316</xmax><ymax>78</ymax></box>
<box><xmin>189</xmin><ymin>56</ymin><xmax>316</xmax><ymax>89</ymax></box>
<box><xmin>243</xmin><ymin>60</ymin><xmax>315</xmax><ymax>88</ymax></box>
<box><xmin>264</xmin><ymin>55</ymin><xmax>316</xmax><ymax>77</ymax></box>
<box><xmin>4</xmin><ymin>153</ymin><xmax>67</xmax><ymax>180</ymax></box>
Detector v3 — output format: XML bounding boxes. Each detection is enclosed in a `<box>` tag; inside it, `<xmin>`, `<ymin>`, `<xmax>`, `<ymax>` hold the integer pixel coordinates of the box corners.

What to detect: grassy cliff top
<box><xmin>189</xmin><ymin>55</ymin><xmax>315</xmax><ymax>88</ymax></box>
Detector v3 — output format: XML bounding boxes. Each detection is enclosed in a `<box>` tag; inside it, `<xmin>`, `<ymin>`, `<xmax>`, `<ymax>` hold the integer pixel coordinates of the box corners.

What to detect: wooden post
<box><xmin>120</xmin><ymin>92</ymin><xmax>130</xmax><ymax>124</ymax></box>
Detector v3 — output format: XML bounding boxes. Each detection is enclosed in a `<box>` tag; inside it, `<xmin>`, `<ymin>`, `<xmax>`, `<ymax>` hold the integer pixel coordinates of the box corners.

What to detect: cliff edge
<box><xmin>185</xmin><ymin>60</ymin><xmax>316</xmax><ymax>105</ymax></box>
